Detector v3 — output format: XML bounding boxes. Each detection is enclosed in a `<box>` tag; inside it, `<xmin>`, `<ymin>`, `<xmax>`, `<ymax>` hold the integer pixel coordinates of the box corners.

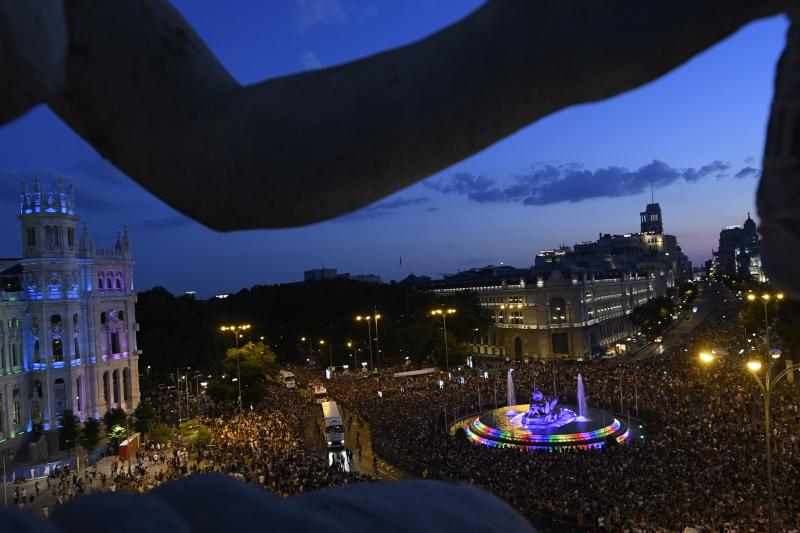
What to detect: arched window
<box><xmin>97</xmin><ymin>273</ymin><xmax>103</xmax><ymax>290</ymax></box>
<box><xmin>52</xmin><ymin>339</ymin><xmax>63</xmax><ymax>361</ymax></box>
<box><xmin>106</xmin><ymin>272</ymin><xmax>113</xmax><ymax>289</ymax></box>
<box><xmin>549</xmin><ymin>297</ymin><xmax>567</xmax><ymax>325</ymax></box>
<box><xmin>115</xmin><ymin>276</ymin><xmax>122</xmax><ymax>289</ymax></box>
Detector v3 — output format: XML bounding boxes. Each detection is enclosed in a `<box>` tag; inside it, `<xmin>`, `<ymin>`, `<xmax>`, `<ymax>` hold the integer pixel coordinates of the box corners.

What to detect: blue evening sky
<box><xmin>0</xmin><ymin>1</ymin><xmax>788</xmax><ymax>296</ymax></box>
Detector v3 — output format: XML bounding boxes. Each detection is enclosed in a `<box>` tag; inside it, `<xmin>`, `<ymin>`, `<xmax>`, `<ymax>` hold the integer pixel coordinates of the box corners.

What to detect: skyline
<box><xmin>0</xmin><ymin>2</ymin><xmax>788</xmax><ymax>296</ymax></box>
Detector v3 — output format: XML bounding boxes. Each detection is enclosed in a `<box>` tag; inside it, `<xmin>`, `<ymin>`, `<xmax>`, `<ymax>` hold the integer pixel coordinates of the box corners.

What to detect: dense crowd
<box><xmin>301</xmin><ymin>286</ymin><xmax>800</xmax><ymax>532</ymax></box>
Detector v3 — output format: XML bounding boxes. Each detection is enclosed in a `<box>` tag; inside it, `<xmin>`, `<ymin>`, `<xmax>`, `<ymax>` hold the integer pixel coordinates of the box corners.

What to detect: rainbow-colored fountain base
<box><xmin>456</xmin><ymin>404</ymin><xmax>628</xmax><ymax>450</ymax></box>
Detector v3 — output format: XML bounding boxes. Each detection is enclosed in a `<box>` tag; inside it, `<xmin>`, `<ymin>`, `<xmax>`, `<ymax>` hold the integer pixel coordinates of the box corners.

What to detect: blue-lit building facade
<box><xmin>0</xmin><ymin>179</ymin><xmax>140</xmax><ymax>454</ymax></box>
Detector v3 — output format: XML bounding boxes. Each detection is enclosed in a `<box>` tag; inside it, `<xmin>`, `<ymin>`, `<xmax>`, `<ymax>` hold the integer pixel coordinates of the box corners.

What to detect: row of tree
<box><xmin>136</xmin><ymin>279</ymin><xmax>492</xmax><ymax>381</ymax></box>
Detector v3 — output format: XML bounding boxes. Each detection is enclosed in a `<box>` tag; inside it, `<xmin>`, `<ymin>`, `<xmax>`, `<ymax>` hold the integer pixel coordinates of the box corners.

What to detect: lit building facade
<box><xmin>421</xmin><ymin>202</ymin><xmax>688</xmax><ymax>359</ymax></box>
<box><xmin>429</xmin><ymin>267</ymin><xmax>656</xmax><ymax>359</ymax></box>
<box><xmin>0</xmin><ymin>179</ymin><xmax>140</xmax><ymax>455</ymax></box>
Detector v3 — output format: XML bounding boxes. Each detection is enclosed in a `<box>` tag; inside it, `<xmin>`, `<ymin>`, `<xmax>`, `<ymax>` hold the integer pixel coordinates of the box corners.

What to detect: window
<box><xmin>51</xmin><ymin>314</ymin><xmax>62</xmax><ymax>329</ymax></box>
<box><xmin>97</xmin><ymin>273</ymin><xmax>103</xmax><ymax>290</ymax></box>
<box><xmin>111</xmin><ymin>330</ymin><xmax>120</xmax><ymax>354</ymax></box>
<box><xmin>67</xmin><ymin>227</ymin><xmax>75</xmax><ymax>248</ymax></box>
<box><xmin>106</xmin><ymin>272</ymin><xmax>113</xmax><ymax>289</ymax></box>
<box><xmin>11</xmin><ymin>343</ymin><xmax>18</xmax><ymax>367</ymax></box>
<box><xmin>74</xmin><ymin>337</ymin><xmax>80</xmax><ymax>359</ymax></box>
<box><xmin>115</xmin><ymin>276</ymin><xmax>122</xmax><ymax>289</ymax></box>
<box><xmin>100</xmin><ymin>312</ymin><xmax>107</xmax><ymax>325</ymax></box>
<box><xmin>12</xmin><ymin>388</ymin><xmax>20</xmax><ymax>428</ymax></box>
<box><xmin>27</xmin><ymin>227</ymin><xmax>36</xmax><ymax>246</ymax></box>
<box><xmin>118</xmin><ymin>310</ymin><xmax>125</xmax><ymax>321</ymax></box>
<box><xmin>549</xmin><ymin>297</ymin><xmax>567</xmax><ymax>325</ymax></box>
<box><xmin>53</xmin><ymin>339</ymin><xmax>63</xmax><ymax>361</ymax></box>
<box><xmin>103</xmin><ymin>371</ymin><xmax>109</xmax><ymax>405</ymax></box>
<box><xmin>34</xmin><ymin>340</ymin><xmax>40</xmax><ymax>362</ymax></box>
<box><xmin>73</xmin><ymin>313</ymin><xmax>79</xmax><ymax>329</ymax></box>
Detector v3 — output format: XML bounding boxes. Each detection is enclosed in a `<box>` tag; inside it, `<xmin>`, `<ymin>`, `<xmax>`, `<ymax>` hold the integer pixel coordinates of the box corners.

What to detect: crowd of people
<box><xmin>301</xmin><ymin>285</ymin><xmax>800</xmax><ymax>531</ymax></box>
<box><xmin>13</xmin><ymin>283</ymin><xmax>800</xmax><ymax>531</ymax></box>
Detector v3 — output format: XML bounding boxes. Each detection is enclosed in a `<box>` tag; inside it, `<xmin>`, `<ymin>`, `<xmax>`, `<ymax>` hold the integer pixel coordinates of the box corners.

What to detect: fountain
<box><xmin>576</xmin><ymin>373</ymin><xmax>588</xmax><ymax>421</ymax></box>
<box><xmin>506</xmin><ymin>369</ymin><xmax>516</xmax><ymax>407</ymax></box>
<box><xmin>455</xmin><ymin>374</ymin><xmax>628</xmax><ymax>450</ymax></box>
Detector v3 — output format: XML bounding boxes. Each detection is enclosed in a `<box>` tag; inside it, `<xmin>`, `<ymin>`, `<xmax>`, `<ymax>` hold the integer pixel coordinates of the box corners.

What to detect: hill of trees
<box><xmin>136</xmin><ymin>279</ymin><xmax>492</xmax><ymax>381</ymax></box>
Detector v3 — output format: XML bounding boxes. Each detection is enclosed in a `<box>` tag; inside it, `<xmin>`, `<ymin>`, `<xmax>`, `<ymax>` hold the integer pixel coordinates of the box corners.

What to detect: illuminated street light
<box><xmin>356</xmin><ymin>313</ymin><xmax>383</xmax><ymax>388</ymax></box>
<box><xmin>747</xmin><ymin>360</ymin><xmax>763</xmax><ymax>372</ymax></box>
<box><xmin>430</xmin><ymin>308</ymin><xmax>456</xmax><ymax>372</ymax></box>
<box><xmin>219</xmin><ymin>323</ymin><xmax>251</xmax><ymax>412</ymax></box>
<box><xmin>698</xmin><ymin>352</ymin><xmax>715</xmax><ymax>364</ymax></box>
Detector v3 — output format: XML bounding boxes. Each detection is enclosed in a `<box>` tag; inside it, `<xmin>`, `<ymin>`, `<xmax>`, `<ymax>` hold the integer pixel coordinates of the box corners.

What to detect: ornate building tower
<box><xmin>0</xmin><ymin>179</ymin><xmax>140</xmax><ymax>456</ymax></box>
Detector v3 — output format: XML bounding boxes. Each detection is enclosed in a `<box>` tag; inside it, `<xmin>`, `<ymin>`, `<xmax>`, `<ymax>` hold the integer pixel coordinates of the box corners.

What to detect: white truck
<box><xmin>321</xmin><ymin>401</ymin><xmax>345</xmax><ymax>448</ymax></box>
<box><xmin>278</xmin><ymin>370</ymin><xmax>296</xmax><ymax>388</ymax></box>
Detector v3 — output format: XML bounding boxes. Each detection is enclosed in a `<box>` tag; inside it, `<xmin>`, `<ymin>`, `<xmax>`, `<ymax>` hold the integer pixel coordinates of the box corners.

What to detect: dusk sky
<box><xmin>0</xmin><ymin>2</ymin><xmax>788</xmax><ymax>297</ymax></box>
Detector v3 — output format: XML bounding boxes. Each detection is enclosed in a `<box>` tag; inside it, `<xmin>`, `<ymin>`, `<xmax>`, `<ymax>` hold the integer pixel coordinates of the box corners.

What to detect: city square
<box><xmin>1</xmin><ymin>2</ymin><xmax>800</xmax><ymax>532</ymax></box>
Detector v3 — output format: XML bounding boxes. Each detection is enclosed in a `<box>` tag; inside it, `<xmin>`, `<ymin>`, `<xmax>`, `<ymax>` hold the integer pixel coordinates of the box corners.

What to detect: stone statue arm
<box><xmin>32</xmin><ymin>0</ymin><xmax>788</xmax><ymax>230</ymax></box>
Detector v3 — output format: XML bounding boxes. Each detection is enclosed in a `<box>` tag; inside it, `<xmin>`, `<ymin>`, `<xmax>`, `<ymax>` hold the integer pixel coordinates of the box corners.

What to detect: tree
<box><xmin>103</xmin><ymin>407</ymin><xmax>129</xmax><ymax>450</ymax></box>
<box><xmin>79</xmin><ymin>418</ymin><xmax>102</xmax><ymax>454</ymax></box>
<box><xmin>59</xmin><ymin>409</ymin><xmax>80</xmax><ymax>455</ymax></box>
<box><xmin>150</xmin><ymin>424</ymin><xmax>175</xmax><ymax>446</ymax></box>
<box><xmin>133</xmin><ymin>400</ymin><xmax>157</xmax><ymax>436</ymax></box>
<box><xmin>179</xmin><ymin>418</ymin><xmax>211</xmax><ymax>457</ymax></box>
<box><xmin>103</xmin><ymin>406</ymin><xmax>128</xmax><ymax>431</ymax></box>
<box><xmin>221</xmin><ymin>341</ymin><xmax>279</xmax><ymax>405</ymax></box>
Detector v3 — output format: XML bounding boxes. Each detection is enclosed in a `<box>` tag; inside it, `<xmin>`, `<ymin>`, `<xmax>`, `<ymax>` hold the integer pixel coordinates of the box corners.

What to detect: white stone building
<box><xmin>0</xmin><ymin>179</ymin><xmax>140</xmax><ymax>455</ymax></box>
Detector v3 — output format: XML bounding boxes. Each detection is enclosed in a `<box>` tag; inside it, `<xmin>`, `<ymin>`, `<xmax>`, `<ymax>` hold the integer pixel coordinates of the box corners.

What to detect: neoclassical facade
<box><xmin>0</xmin><ymin>179</ymin><xmax>140</xmax><ymax>454</ymax></box>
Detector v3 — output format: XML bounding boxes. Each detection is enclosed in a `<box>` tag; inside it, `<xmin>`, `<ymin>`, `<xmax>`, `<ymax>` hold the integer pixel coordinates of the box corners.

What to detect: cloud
<box><xmin>335</xmin><ymin>196</ymin><xmax>429</xmax><ymax>222</ymax></box>
<box><xmin>299</xmin><ymin>51</ymin><xmax>322</xmax><ymax>70</ymax></box>
<box><xmin>734</xmin><ymin>166</ymin><xmax>760</xmax><ymax>179</ymax></box>
<box><xmin>296</xmin><ymin>0</ymin><xmax>347</xmax><ymax>29</ymax></box>
<box><xmin>427</xmin><ymin>159</ymin><xmax>742</xmax><ymax>206</ymax></box>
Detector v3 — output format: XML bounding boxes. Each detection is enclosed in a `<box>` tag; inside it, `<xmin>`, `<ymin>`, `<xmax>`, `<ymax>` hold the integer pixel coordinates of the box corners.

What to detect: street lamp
<box><xmin>746</xmin><ymin>292</ymin><xmax>784</xmax><ymax>351</ymax></box>
<box><xmin>355</xmin><ymin>315</ymin><xmax>375</xmax><ymax>374</ymax></box>
<box><xmin>220</xmin><ymin>323</ymin><xmax>251</xmax><ymax>412</ymax></box>
<box><xmin>431</xmin><ymin>308</ymin><xmax>456</xmax><ymax>372</ymax></box>
<box><xmin>699</xmin><ymin>348</ymin><xmax>800</xmax><ymax>533</ymax></box>
<box><xmin>319</xmin><ymin>339</ymin><xmax>333</xmax><ymax>368</ymax></box>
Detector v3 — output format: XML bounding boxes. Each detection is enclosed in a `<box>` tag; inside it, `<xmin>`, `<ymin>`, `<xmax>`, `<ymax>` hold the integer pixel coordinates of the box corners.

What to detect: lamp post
<box><xmin>319</xmin><ymin>339</ymin><xmax>333</xmax><ymax>368</ymax></box>
<box><xmin>699</xmin><ymin>347</ymin><xmax>800</xmax><ymax>533</ymax></box>
<box><xmin>355</xmin><ymin>315</ymin><xmax>375</xmax><ymax>374</ymax></box>
<box><xmin>431</xmin><ymin>308</ymin><xmax>456</xmax><ymax>372</ymax></box>
<box><xmin>220</xmin><ymin>323</ymin><xmax>251</xmax><ymax>412</ymax></box>
<box><xmin>747</xmin><ymin>292</ymin><xmax>784</xmax><ymax>352</ymax></box>
<box><xmin>373</xmin><ymin>313</ymin><xmax>382</xmax><ymax>390</ymax></box>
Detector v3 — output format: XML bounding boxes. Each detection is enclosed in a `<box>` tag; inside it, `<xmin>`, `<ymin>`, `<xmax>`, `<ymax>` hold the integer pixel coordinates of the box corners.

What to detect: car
<box><xmin>655</xmin><ymin>336</ymin><xmax>663</xmax><ymax>343</ymax></box>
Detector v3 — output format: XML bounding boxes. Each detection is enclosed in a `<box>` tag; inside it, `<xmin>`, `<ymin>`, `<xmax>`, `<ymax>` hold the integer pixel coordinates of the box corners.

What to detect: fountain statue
<box><xmin>507</xmin><ymin>369</ymin><xmax>516</xmax><ymax>407</ymax></box>
<box><xmin>577</xmin><ymin>373</ymin><xmax>588</xmax><ymax>421</ymax></box>
<box><xmin>521</xmin><ymin>390</ymin><xmax>561</xmax><ymax>426</ymax></box>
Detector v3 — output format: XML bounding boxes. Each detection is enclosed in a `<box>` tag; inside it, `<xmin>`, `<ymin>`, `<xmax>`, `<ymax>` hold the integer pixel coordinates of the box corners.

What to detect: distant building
<box><xmin>1</xmin><ymin>179</ymin><xmax>141</xmax><ymax>457</ymax></box>
<box><xmin>304</xmin><ymin>268</ymin><xmax>338</xmax><ymax>282</ymax></box>
<box><xmin>712</xmin><ymin>214</ymin><xmax>764</xmax><ymax>281</ymax></box>
<box><xmin>303</xmin><ymin>268</ymin><xmax>382</xmax><ymax>284</ymax></box>
<box><xmin>416</xmin><ymin>201</ymin><xmax>690</xmax><ymax>359</ymax></box>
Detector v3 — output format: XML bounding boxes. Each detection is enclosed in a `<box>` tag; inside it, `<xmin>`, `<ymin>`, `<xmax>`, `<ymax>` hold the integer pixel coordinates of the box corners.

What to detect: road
<box><xmin>301</xmin><ymin>400</ymin><xmax>410</xmax><ymax>482</ymax></box>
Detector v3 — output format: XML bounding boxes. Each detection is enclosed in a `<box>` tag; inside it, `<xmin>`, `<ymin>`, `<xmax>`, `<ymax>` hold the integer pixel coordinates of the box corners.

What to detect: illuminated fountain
<box><xmin>456</xmin><ymin>374</ymin><xmax>628</xmax><ymax>450</ymax></box>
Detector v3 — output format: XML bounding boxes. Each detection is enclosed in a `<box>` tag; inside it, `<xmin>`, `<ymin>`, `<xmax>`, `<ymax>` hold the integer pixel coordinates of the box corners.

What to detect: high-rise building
<box><xmin>713</xmin><ymin>213</ymin><xmax>763</xmax><ymax>281</ymax></box>
<box><xmin>0</xmin><ymin>179</ymin><xmax>140</xmax><ymax>456</ymax></box>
